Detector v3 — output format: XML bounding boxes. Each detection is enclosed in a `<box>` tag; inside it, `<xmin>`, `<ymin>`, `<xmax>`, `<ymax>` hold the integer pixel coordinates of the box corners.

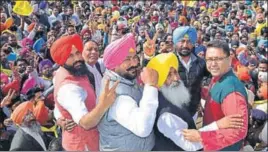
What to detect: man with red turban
<box><xmin>50</xmin><ymin>34</ymin><xmax>119</xmax><ymax>151</ymax></box>
<box><xmin>9</xmin><ymin>101</ymin><xmax>49</xmax><ymax>151</ymax></box>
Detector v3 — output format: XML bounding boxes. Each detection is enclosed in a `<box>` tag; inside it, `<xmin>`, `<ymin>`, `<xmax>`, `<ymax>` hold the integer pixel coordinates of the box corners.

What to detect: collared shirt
<box><xmin>178</xmin><ymin>54</ymin><xmax>196</xmax><ymax>72</ymax></box>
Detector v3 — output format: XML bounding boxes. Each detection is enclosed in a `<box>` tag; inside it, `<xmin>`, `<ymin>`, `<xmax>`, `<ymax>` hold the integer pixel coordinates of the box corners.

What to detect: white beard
<box><xmin>160</xmin><ymin>80</ymin><xmax>191</xmax><ymax>108</ymax></box>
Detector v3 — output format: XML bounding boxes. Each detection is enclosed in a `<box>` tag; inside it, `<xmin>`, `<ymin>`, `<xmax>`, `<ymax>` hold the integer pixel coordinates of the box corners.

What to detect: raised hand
<box><xmin>140</xmin><ymin>67</ymin><xmax>158</xmax><ymax>87</ymax></box>
<box><xmin>1</xmin><ymin>89</ymin><xmax>16</xmax><ymax>108</ymax></box>
<box><xmin>98</xmin><ymin>79</ymin><xmax>120</xmax><ymax>109</ymax></box>
<box><xmin>216</xmin><ymin>114</ymin><xmax>244</xmax><ymax>129</ymax></box>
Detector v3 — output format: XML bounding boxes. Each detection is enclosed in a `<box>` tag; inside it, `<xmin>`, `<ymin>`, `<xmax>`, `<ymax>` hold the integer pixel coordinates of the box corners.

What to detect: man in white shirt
<box><xmin>98</xmin><ymin>33</ymin><xmax>159</xmax><ymax>151</ymax></box>
<box><xmin>50</xmin><ymin>34</ymin><xmax>119</xmax><ymax>151</ymax></box>
<box><xmin>48</xmin><ymin>7</ymin><xmax>62</xmax><ymax>27</ymax></box>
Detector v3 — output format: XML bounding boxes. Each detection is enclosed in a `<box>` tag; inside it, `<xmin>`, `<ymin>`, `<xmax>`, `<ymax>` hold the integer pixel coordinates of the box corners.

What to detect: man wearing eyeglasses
<box><xmin>181</xmin><ymin>40</ymin><xmax>248</xmax><ymax>151</ymax></box>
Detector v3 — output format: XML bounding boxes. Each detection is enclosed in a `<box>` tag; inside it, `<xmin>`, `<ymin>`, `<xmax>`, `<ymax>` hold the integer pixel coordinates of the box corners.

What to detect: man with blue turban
<box><xmin>172</xmin><ymin>26</ymin><xmax>209</xmax><ymax>118</ymax></box>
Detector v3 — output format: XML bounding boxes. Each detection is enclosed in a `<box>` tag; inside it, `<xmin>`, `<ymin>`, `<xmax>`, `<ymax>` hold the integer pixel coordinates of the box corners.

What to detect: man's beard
<box><xmin>176</xmin><ymin>46</ymin><xmax>192</xmax><ymax>57</ymax></box>
<box><xmin>22</xmin><ymin>120</ymin><xmax>42</xmax><ymax>135</ymax></box>
<box><xmin>63</xmin><ymin>60</ymin><xmax>89</xmax><ymax>77</ymax></box>
<box><xmin>160</xmin><ymin>80</ymin><xmax>191</xmax><ymax>108</ymax></box>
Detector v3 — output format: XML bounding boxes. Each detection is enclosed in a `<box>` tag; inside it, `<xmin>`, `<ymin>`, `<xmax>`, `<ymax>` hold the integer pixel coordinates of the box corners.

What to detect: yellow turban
<box><xmin>147</xmin><ymin>53</ymin><xmax>179</xmax><ymax>87</ymax></box>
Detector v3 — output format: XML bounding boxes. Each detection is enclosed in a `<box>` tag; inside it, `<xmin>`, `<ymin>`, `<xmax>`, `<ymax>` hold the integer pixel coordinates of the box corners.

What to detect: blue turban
<box><xmin>173</xmin><ymin>26</ymin><xmax>197</xmax><ymax>45</ymax></box>
<box><xmin>258</xmin><ymin>39</ymin><xmax>268</xmax><ymax>48</ymax></box>
<box><xmin>194</xmin><ymin>45</ymin><xmax>206</xmax><ymax>55</ymax></box>
<box><xmin>225</xmin><ymin>24</ymin><xmax>234</xmax><ymax>32</ymax></box>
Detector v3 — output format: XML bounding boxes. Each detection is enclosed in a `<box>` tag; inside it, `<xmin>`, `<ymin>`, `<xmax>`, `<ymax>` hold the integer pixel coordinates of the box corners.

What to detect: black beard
<box><xmin>118</xmin><ymin>65</ymin><xmax>139</xmax><ymax>81</ymax></box>
<box><xmin>177</xmin><ymin>47</ymin><xmax>192</xmax><ymax>57</ymax></box>
<box><xmin>63</xmin><ymin>61</ymin><xmax>89</xmax><ymax>77</ymax></box>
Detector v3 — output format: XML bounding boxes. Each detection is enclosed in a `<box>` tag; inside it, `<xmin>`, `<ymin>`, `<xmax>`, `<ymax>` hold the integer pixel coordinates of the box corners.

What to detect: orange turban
<box><xmin>33</xmin><ymin>101</ymin><xmax>49</xmax><ymax>125</ymax></box>
<box><xmin>237</xmin><ymin>66</ymin><xmax>251</xmax><ymax>81</ymax></box>
<box><xmin>11</xmin><ymin>101</ymin><xmax>34</xmax><ymax>125</ymax></box>
<box><xmin>0</xmin><ymin>23</ymin><xmax>7</xmax><ymax>33</ymax></box>
<box><xmin>179</xmin><ymin>16</ymin><xmax>188</xmax><ymax>25</ymax></box>
<box><xmin>259</xmin><ymin>84</ymin><xmax>268</xmax><ymax>99</ymax></box>
<box><xmin>50</xmin><ymin>34</ymin><xmax>83</xmax><ymax>65</ymax></box>
<box><xmin>2</xmin><ymin>79</ymin><xmax>20</xmax><ymax>96</ymax></box>
<box><xmin>27</xmin><ymin>23</ymin><xmax>36</xmax><ymax>32</ymax></box>
<box><xmin>236</xmin><ymin>47</ymin><xmax>247</xmax><ymax>55</ymax></box>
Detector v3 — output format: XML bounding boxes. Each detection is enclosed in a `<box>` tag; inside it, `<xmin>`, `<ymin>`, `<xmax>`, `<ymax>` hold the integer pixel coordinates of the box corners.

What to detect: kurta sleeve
<box><xmin>200</xmin><ymin>92</ymin><xmax>248</xmax><ymax>150</ymax></box>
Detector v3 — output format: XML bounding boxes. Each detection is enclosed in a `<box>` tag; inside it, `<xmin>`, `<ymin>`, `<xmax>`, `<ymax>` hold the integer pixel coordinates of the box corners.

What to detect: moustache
<box><xmin>126</xmin><ymin>66</ymin><xmax>139</xmax><ymax>72</ymax></box>
<box><xmin>73</xmin><ymin>60</ymin><xmax>84</xmax><ymax>67</ymax></box>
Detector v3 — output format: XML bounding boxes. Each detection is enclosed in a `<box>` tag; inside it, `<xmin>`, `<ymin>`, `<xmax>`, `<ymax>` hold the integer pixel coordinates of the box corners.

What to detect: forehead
<box><xmin>85</xmin><ymin>41</ymin><xmax>98</xmax><ymax>48</ymax></box>
<box><xmin>126</xmin><ymin>51</ymin><xmax>136</xmax><ymax>57</ymax></box>
<box><xmin>71</xmin><ymin>45</ymin><xmax>79</xmax><ymax>54</ymax></box>
<box><xmin>206</xmin><ymin>47</ymin><xmax>225</xmax><ymax>57</ymax></box>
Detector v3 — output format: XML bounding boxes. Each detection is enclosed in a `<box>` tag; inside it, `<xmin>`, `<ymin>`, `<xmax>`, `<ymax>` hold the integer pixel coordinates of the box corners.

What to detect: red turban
<box><xmin>11</xmin><ymin>101</ymin><xmax>34</xmax><ymax>125</ymax></box>
<box><xmin>81</xmin><ymin>28</ymin><xmax>91</xmax><ymax>37</ymax></box>
<box><xmin>2</xmin><ymin>79</ymin><xmax>20</xmax><ymax>96</ymax></box>
<box><xmin>50</xmin><ymin>34</ymin><xmax>83</xmax><ymax>65</ymax></box>
<box><xmin>237</xmin><ymin>66</ymin><xmax>251</xmax><ymax>81</ymax></box>
<box><xmin>33</xmin><ymin>101</ymin><xmax>49</xmax><ymax>125</ymax></box>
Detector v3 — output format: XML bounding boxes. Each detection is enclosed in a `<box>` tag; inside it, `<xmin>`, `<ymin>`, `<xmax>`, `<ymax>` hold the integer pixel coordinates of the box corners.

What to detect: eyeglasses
<box><xmin>205</xmin><ymin>56</ymin><xmax>229</xmax><ymax>64</ymax></box>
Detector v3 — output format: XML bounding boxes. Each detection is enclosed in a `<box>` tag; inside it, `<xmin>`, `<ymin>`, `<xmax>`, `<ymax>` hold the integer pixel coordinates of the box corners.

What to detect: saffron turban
<box><xmin>11</xmin><ymin>101</ymin><xmax>34</xmax><ymax>125</ymax></box>
<box><xmin>173</xmin><ymin>26</ymin><xmax>197</xmax><ymax>45</ymax></box>
<box><xmin>237</xmin><ymin>66</ymin><xmax>251</xmax><ymax>81</ymax></box>
<box><xmin>147</xmin><ymin>53</ymin><xmax>179</xmax><ymax>87</ymax></box>
<box><xmin>50</xmin><ymin>34</ymin><xmax>83</xmax><ymax>65</ymax></box>
<box><xmin>39</xmin><ymin>59</ymin><xmax>53</xmax><ymax>72</ymax></box>
<box><xmin>33</xmin><ymin>101</ymin><xmax>49</xmax><ymax>125</ymax></box>
<box><xmin>2</xmin><ymin>79</ymin><xmax>20</xmax><ymax>96</ymax></box>
<box><xmin>103</xmin><ymin>33</ymin><xmax>136</xmax><ymax>70</ymax></box>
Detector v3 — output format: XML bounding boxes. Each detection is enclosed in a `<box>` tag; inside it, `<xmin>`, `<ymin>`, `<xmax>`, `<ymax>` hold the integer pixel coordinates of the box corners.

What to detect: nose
<box><xmin>182</xmin><ymin>41</ymin><xmax>188</xmax><ymax>48</ymax></box>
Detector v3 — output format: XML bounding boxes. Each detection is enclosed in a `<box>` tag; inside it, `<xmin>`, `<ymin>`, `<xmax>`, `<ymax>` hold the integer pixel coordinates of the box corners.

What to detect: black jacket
<box><xmin>153</xmin><ymin>92</ymin><xmax>197</xmax><ymax>151</ymax></box>
<box><xmin>177</xmin><ymin>54</ymin><xmax>209</xmax><ymax>116</ymax></box>
<box><xmin>9</xmin><ymin>128</ymin><xmax>49</xmax><ymax>151</ymax></box>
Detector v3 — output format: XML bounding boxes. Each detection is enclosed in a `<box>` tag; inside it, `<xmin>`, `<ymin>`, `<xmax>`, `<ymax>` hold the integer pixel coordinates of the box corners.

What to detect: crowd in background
<box><xmin>0</xmin><ymin>0</ymin><xmax>267</xmax><ymax>151</ymax></box>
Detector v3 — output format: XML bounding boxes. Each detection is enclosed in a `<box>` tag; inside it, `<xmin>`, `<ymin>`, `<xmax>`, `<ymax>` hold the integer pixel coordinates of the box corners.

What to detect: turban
<box><xmin>173</xmin><ymin>26</ymin><xmax>197</xmax><ymax>45</ymax></box>
<box><xmin>19</xmin><ymin>48</ymin><xmax>30</xmax><ymax>57</ymax></box>
<box><xmin>251</xmin><ymin>109</ymin><xmax>267</xmax><ymax>121</ymax></box>
<box><xmin>50</xmin><ymin>34</ymin><xmax>83</xmax><ymax>65</ymax></box>
<box><xmin>147</xmin><ymin>53</ymin><xmax>179</xmax><ymax>87</ymax></box>
<box><xmin>225</xmin><ymin>24</ymin><xmax>234</xmax><ymax>32</ymax></box>
<box><xmin>151</xmin><ymin>16</ymin><xmax>159</xmax><ymax>22</ymax></box>
<box><xmin>258</xmin><ymin>39</ymin><xmax>268</xmax><ymax>48</ymax></box>
<box><xmin>258</xmin><ymin>71</ymin><xmax>267</xmax><ymax>83</ymax></box>
<box><xmin>194</xmin><ymin>45</ymin><xmax>206</xmax><ymax>55</ymax></box>
<box><xmin>237</xmin><ymin>66</ymin><xmax>251</xmax><ymax>81</ymax></box>
<box><xmin>0</xmin><ymin>73</ymin><xmax>9</xmax><ymax>85</ymax></box>
<box><xmin>170</xmin><ymin>22</ymin><xmax>178</xmax><ymax>30</ymax></box>
<box><xmin>39</xmin><ymin>59</ymin><xmax>53</xmax><ymax>72</ymax></box>
<box><xmin>103</xmin><ymin>33</ymin><xmax>136</xmax><ymax>70</ymax></box>
<box><xmin>236</xmin><ymin>47</ymin><xmax>247</xmax><ymax>55</ymax></box>
<box><xmin>21</xmin><ymin>38</ymin><xmax>34</xmax><ymax>48</ymax></box>
<box><xmin>212</xmin><ymin>11</ymin><xmax>219</xmax><ymax>18</ymax></box>
<box><xmin>11</xmin><ymin>101</ymin><xmax>34</xmax><ymax>125</ymax></box>
<box><xmin>178</xmin><ymin>16</ymin><xmax>187</xmax><ymax>25</ymax></box>
<box><xmin>39</xmin><ymin>1</ymin><xmax>47</xmax><ymax>9</ymax></box>
<box><xmin>155</xmin><ymin>23</ymin><xmax>164</xmax><ymax>31</ymax></box>
<box><xmin>81</xmin><ymin>28</ymin><xmax>91</xmax><ymax>37</ymax></box>
<box><xmin>21</xmin><ymin>77</ymin><xmax>37</xmax><ymax>95</ymax></box>
<box><xmin>2</xmin><ymin>79</ymin><xmax>20</xmax><ymax>96</ymax></box>
<box><xmin>27</xmin><ymin>23</ymin><xmax>36</xmax><ymax>32</ymax></box>
<box><xmin>259</xmin><ymin>84</ymin><xmax>268</xmax><ymax>100</ymax></box>
<box><xmin>33</xmin><ymin>101</ymin><xmax>49</xmax><ymax>125</ymax></box>
<box><xmin>256</xmin><ymin>13</ymin><xmax>264</xmax><ymax>20</ymax></box>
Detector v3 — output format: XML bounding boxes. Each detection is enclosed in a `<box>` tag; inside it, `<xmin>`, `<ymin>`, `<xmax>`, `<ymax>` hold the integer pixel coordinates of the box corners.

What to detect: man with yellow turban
<box><xmin>98</xmin><ymin>33</ymin><xmax>159</xmax><ymax>151</ymax></box>
<box><xmin>50</xmin><ymin>34</ymin><xmax>119</xmax><ymax>151</ymax></box>
<box><xmin>147</xmin><ymin>53</ymin><xmax>245</xmax><ymax>151</ymax></box>
<box><xmin>9</xmin><ymin>101</ymin><xmax>49</xmax><ymax>151</ymax></box>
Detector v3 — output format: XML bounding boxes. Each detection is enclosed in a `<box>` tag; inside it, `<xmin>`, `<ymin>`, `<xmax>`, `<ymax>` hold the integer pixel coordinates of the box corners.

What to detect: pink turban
<box><xmin>21</xmin><ymin>38</ymin><xmax>34</xmax><ymax>48</ymax></box>
<box><xmin>0</xmin><ymin>73</ymin><xmax>9</xmax><ymax>85</ymax></box>
<box><xmin>21</xmin><ymin>77</ymin><xmax>37</xmax><ymax>95</ymax></box>
<box><xmin>19</xmin><ymin>48</ymin><xmax>30</xmax><ymax>56</ymax></box>
<box><xmin>103</xmin><ymin>33</ymin><xmax>136</xmax><ymax>70</ymax></box>
<box><xmin>256</xmin><ymin>13</ymin><xmax>264</xmax><ymax>20</ymax></box>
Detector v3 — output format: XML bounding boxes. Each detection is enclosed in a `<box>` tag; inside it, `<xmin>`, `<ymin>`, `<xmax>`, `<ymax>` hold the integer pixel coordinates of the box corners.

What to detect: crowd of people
<box><xmin>0</xmin><ymin>0</ymin><xmax>267</xmax><ymax>151</ymax></box>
